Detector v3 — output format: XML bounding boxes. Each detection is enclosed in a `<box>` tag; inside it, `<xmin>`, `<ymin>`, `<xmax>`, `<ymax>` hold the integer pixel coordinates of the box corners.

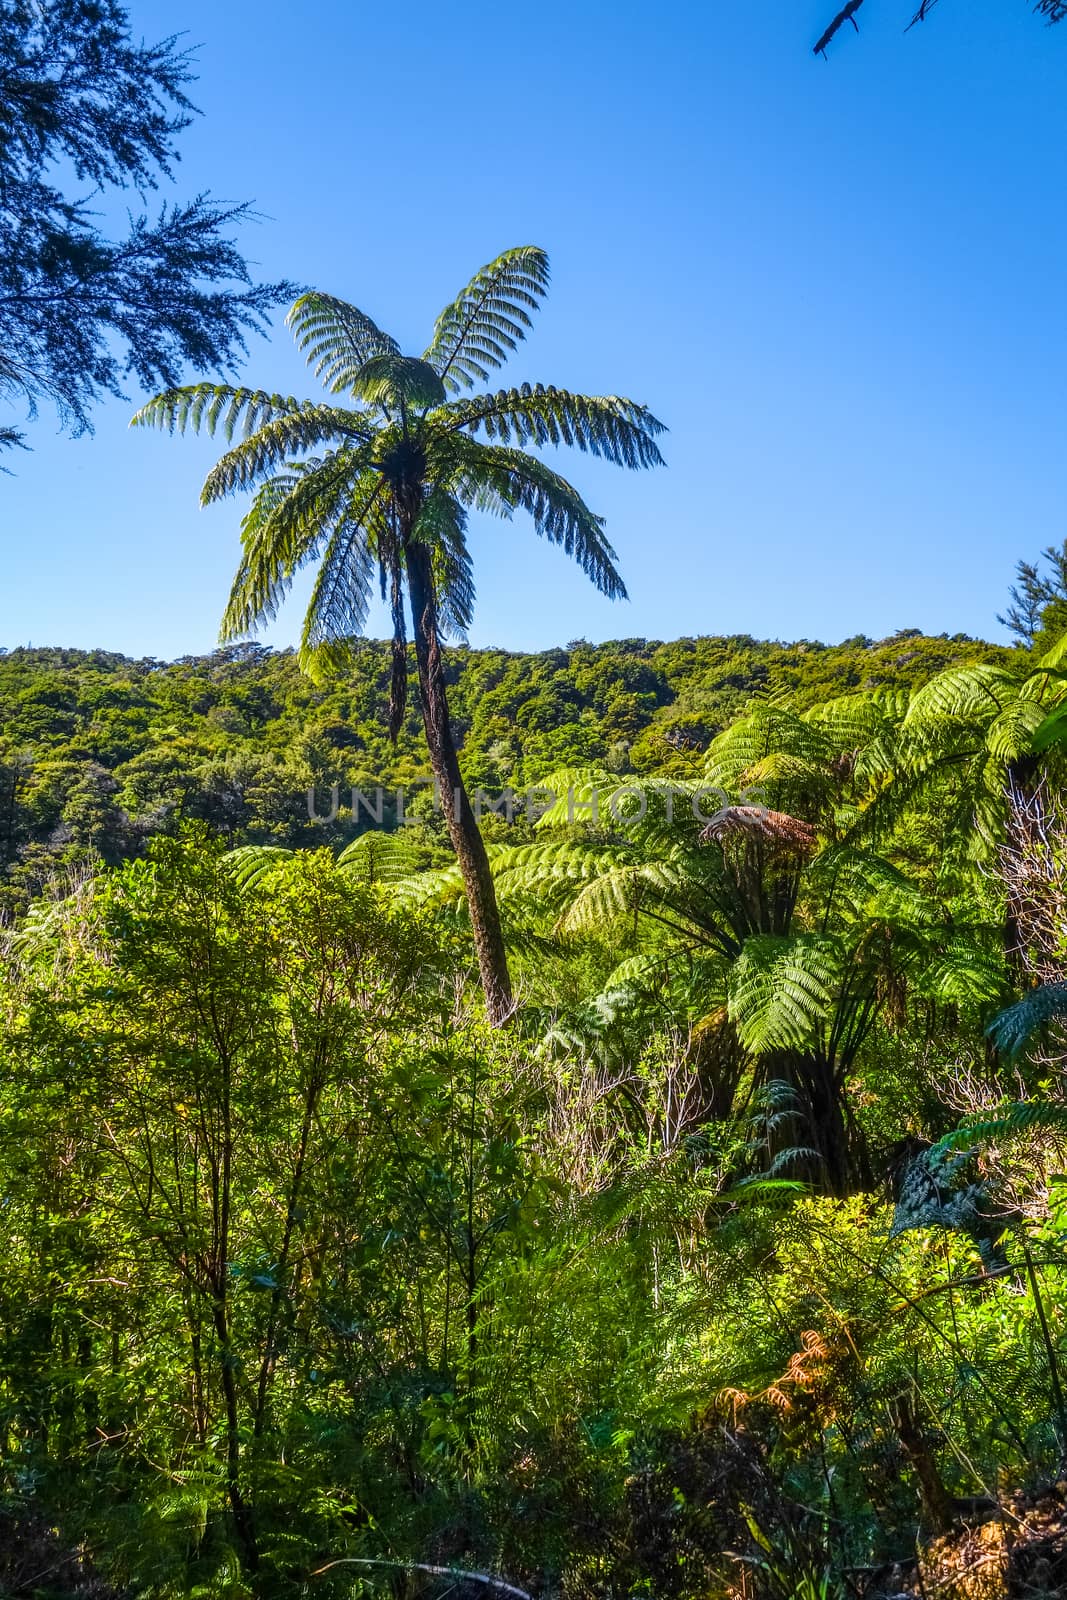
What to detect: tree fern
<box><xmin>133</xmin><ymin>246</ymin><xmax>664</xmax><ymax>1024</ymax></box>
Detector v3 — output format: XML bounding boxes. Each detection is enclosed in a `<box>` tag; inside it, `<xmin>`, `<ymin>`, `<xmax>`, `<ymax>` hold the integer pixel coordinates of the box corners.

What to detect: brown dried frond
<box><xmin>718</xmin><ymin>1387</ymin><xmax>751</xmax><ymax>1423</ymax></box>
<box><xmin>761</xmin><ymin>1385</ymin><xmax>794</xmax><ymax>1414</ymax></box>
<box><xmin>702</xmin><ymin>806</ymin><xmax>818</xmax><ymax>859</ymax></box>
<box><xmin>783</xmin><ymin>1330</ymin><xmax>833</xmax><ymax>1390</ymax></box>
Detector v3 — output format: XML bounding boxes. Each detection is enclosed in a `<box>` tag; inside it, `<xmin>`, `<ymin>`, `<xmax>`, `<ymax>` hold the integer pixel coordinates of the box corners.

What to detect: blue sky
<box><xmin>3</xmin><ymin>0</ymin><xmax>1066</xmax><ymax>658</ymax></box>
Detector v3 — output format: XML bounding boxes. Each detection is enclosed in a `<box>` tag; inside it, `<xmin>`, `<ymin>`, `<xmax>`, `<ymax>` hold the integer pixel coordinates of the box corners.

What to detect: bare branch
<box><xmin>816</xmin><ymin>1</ymin><xmax>1067</xmax><ymax>58</ymax></box>
<box><xmin>814</xmin><ymin>0</ymin><xmax>867</xmax><ymax>56</ymax></box>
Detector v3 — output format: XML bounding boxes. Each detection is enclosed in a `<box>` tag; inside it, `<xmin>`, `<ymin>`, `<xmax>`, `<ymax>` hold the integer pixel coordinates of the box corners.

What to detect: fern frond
<box><xmin>728</xmin><ymin>934</ymin><xmax>839</xmax><ymax>1052</ymax></box>
<box><xmin>299</xmin><ymin>501</ymin><xmax>380</xmax><ymax>680</ymax></box>
<box><xmin>812</xmin><ymin>846</ymin><xmax>933</xmax><ymax>923</ymax></box>
<box><xmin>445</xmin><ymin>438</ymin><xmax>626</xmax><ymax>599</ymax></box>
<box><xmin>221</xmin><ymin>459</ymin><xmax>379</xmax><ymax>639</ymax></box>
<box><xmin>223</xmin><ymin>845</ymin><xmax>295</xmax><ymax>890</ymax></box>
<box><xmin>287</xmin><ymin>292</ymin><xmax>400</xmax><ymax>394</ymax></box>
<box><xmin>335</xmin><ymin>831</ymin><xmax>423</xmax><ymax>885</ymax></box>
<box><xmin>984</xmin><ymin>697</ymin><xmax>1046</xmax><ymax>761</ymax></box>
<box><xmin>904</xmin><ymin>665</ymin><xmax>1020</xmax><ymax>727</ymax></box>
<box><xmin>936</xmin><ymin>1098</ymin><xmax>1067</xmax><ymax>1153</ymax></box>
<box><xmin>388</xmin><ymin>861</ymin><xmax>466</xmax><ymax>913</ymax></box>
<box><xmin>802</xmin><ymin>690</ymin><xmax>901</xmax><ymax>747</ymax></box>
<box><xmin>200</xmin><ymin>411</ymin><xmax>372</xmax><ymax>502</ymax></box>
<box><xmin>1036</xmin><ymin>630</ymin><xmax>1067</xmax><ymax>671</ymax></box>
<box><xmin>413</xmin><ymin>491</ymin><xmax>475</xmax><ymax>638</ymax></box>
<box><xmin>987</xmin><ymin>984</ymin><xmax>1067</xmax><ymax>1058</ymax></box>
<box><xmin>705</xmin><ymin>706</ymin><xmax>831</xmax><ymax>797</ymax></box>
<box><xmin>493</xmin><ymin>840</ymin><xmax>637</xmax><ymax>902</ymax></box>
<box><xmin>424</xmin><ymin>246</ymin><xmax>551</xmax><ymax>392</ymax></box>
<box><xmin>1032</xmin><ymin>704</ymin><xmax>1067</xmax><ymax>753</ymax></box>
<box><xmin>351</xmin><ymin>354</ymin><xmax>446</xmax><ymax>411</ymax></box>
<box><xmin>915</xmin><ymin>934</ymin><xmax>1005</xmax><ymax>1006</ymax></box>
<box><xmin>555</xmin><ymin>864</ymin><xmax>648</xmax><ymax>935</ymax></box>
<box><xmin>441</xmin><ymin>384</ymin><xmax>665</xmax><ymax>469</ymax></box>
<box><xmin>131</xmin><ymin>384</ymin><xmax>306</xmax><ymax>440</ymax></box>
<box><xmin>526</xmin><ymin>767</ymin><xmax>617</xmax><ymax>828</ymax></box>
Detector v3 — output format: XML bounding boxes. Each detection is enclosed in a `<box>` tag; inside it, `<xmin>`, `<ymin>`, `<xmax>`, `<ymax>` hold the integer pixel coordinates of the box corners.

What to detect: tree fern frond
<box><xmin>705</xmin><ymin>706</ymin><xmax>831</xmax><ymax>796</ymax></box>
<box><xmin>1032</xmin><ymin>704</ymin><xmax>1067</xmax><ymax>753</ymax></box>
<box><xmin>527</xmin><ymin>767</ymin><xmax>617</xmax><ymax>827</ymax></box>
<box><xmin>389</xmin><ymin>860</ymin><xmax>465</xmax><ymax>912</ymax></box>
<box><xmin>299</xmin><ymin>503</ymin><xmax>380</xmax><ymax>680</ymax></box>
<box><xmin>336</xmin><ymin>831</ymin><xmax>424</xmax><ymax>885</ymax></box>
<box><xmin>936</xmin><ymin>1098</ymin><xmax>1067</xmax><ymax>1154</ymax></box>
<box><xmin>447</xmin><ymin>439</ymin><xmax>626</xmax><ymax>599</ymax></box>
<box><xmin>287</xmin><ymin>291</ymin><xmax>400</xmax><ymax>394</ymax></box>
<box><xmin>221</xmin><ymin>459</ymin><xmax>378</xmax><ymax>638</ymax></box>
<box><xmin>987</xmin><ymin>984</ymin><xmax>1067</xmax><ymax>1058</ymax></box>
<box><xmin>802</xmin><ymin>690</ymin><xmax>899</xmax><ymax>747</ymax></box>
<box><xmin>728</xmin><ymin>934</ymin><xmax>840</xmax><ymax>1052</ymax></box>
<box><xmin>493</xmin><ymin>839</ymin><xmax>637</xmax><ymax>900</ymax></box>
<box><xmin>440</xmin><ymin>384</ymin><xmax>665</xmax><ymax>469</ymax></box>
<box><xmin>555</xmin><ymin>863</ymin><xmax>648</xmax><ymax>935</ymax></box>
<box><xmin>223</xmin><ymin>845</ymin><xmax>295</xmax><ymax>890</ymax></box>
<box><xmin>904</xmin><ymin>665</ymin><xmax>1020</xmax><ymax>727</ymax></box>
<box><xmin>914</xmin><ymin>934</ymin><xmax>1005</xmax><ymax>1006</ymax></box>
<box><xmin>738</xmin><ymin>751</ymin><xmax>829</xmax><ymax>789</ymax></box>
<box><xmin>351</xmin><ymin>354</ymin><xmax>446</xmax><ymax>411</ymax></box>
<box><xmin>1036</xmin><ymin>630</ymin><xmax>1067</xmax><ymax>671</ymax></box>
<box><xmin>413</xmin><ymin>490</ymin><xmax>475</xmax><ymax>638</ymax></box>
<box><xmin>424</xmin><ymin>246</ymin><xmax>551</xmax><ymax>392</ymax></box>
<box><xmin>985</xmin><ymin>697</ymin><xmax>1047</xmax><ymax>761</ymax></box>
<box><xmin>812</xmin><ymin>846</ymin><xmax>933</xmax><ymax>923</ymax></box>
<box><xmin>199</xmin><ymin>412</ymin><xmax>373</xmax><ymax>502</ymax></box>
<box><xmin>130</xmin><ymin>384</ymin><xmax>306</xmax><ymax>440</ymax></box>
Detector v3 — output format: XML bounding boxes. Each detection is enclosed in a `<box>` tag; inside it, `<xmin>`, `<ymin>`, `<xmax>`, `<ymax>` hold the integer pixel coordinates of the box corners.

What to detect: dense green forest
<box><xmin>6</xmin><ymin>608</ymin><xmax>1067</xmax><ymax>1599</ymax></box>
<box><xmin>8</xmin><ymin>7</ymin><xmax>1067</xmax><ymax>1592</ymax></box>
<box><xmin>0</xmin><ymin>629</ymin><xmax>1009</xmax><ymax>918</ymax></box>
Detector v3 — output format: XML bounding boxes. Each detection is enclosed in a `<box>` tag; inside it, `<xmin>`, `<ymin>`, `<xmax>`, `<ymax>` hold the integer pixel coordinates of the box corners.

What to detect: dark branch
<box><xmin>816</xmin><ymin>0</ymin><xmax>1067</xmax><ymax>57</ymax></box>
<box><xmin>814</xmin><ymin>0</ymin><xmax>867</xmax><ymax>56</ymax></box>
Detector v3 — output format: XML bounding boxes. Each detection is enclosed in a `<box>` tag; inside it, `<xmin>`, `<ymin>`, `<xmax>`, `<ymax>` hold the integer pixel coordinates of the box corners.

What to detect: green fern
<box><xmin>987</xmin><ymin>984</ymin><xmax>1067</xmax><ymax>1058</ymax></box>
<box><xmin>728</xmin><ymin>934</ymin><xmax>840</xmax><ymax>1052</ymax></box>
<box><xmin>936</xmin><ymin>1097</ymin><xmax>1067</xmax><ymax>1153</ymax></box>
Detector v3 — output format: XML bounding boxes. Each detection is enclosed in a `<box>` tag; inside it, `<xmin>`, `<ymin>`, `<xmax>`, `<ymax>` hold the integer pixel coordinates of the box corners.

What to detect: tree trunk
<box><xmin>761</xmin><ymin>1051</ymin><xmax>855</xmax><ymax>1196</ymax></box>
<box><xmin>405</xmin><ymin>540</ymin><xmax>513</xmax><ymax>1025</ymax></box>
<box><xmin>891</xmin><ymin>1394</ymin><xmax>956</xmax><ymax>1535</ymax></box>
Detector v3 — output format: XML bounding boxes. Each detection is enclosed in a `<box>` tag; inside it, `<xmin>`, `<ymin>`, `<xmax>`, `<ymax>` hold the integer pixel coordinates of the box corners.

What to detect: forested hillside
<box><xmin>0</xmin><ymin>629</ymin><xmax>1008</xmax><ymax>916</ymax></box>
<box><xmin>7</xmin><ymin>611</ymin><xmax>1067</xmax><ymax>1599</ymax></box>
<box><xmin>10</xmin><ymin>0</ymin><xmax>1067</xmax><ymax>1594</ymax></box>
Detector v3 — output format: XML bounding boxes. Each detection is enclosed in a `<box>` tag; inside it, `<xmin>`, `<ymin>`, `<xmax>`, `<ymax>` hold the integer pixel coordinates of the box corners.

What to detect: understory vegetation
<box><xmin>5</xmin><ymin>606</ymin><xmax>1067</xmax><ymax>1600</ymax></box>
<box><xmin>9</xmin><ymin>2</ymin><xmax>1067</xmax><ymax>1595</ymax></box>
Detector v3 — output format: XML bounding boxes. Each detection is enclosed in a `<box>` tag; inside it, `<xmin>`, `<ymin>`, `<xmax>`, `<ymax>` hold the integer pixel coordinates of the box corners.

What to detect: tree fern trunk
<box><xmin>405</xmin><ymin>541</ymin><xmax>513</xmax><ymax>1026</ymax></box>
<box><xmin>763</xmin><ymin>1051</ymin><xmax>855</xmax><ymax>1196</ymax></box>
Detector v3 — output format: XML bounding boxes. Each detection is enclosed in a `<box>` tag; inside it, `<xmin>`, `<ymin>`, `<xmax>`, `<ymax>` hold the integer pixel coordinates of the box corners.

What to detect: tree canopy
<box><xmin>0</xmin><ymin>0</ymin><xmax>290</xmax><ymax>446</ymax></box>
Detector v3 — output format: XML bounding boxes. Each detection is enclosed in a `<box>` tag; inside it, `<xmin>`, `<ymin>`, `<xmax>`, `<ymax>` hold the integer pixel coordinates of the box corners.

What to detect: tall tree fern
<box><xmin>133</xmin><ymin>249</ymin><xmax>665</xmax><ymax>1023</ymax></box>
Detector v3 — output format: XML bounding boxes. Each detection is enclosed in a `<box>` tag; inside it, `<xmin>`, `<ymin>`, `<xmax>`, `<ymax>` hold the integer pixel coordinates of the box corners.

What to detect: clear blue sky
<box><xmin>3</xmin><ymin>0</ymin><xmax>1066</xmax><ymax>658</ymax></box>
